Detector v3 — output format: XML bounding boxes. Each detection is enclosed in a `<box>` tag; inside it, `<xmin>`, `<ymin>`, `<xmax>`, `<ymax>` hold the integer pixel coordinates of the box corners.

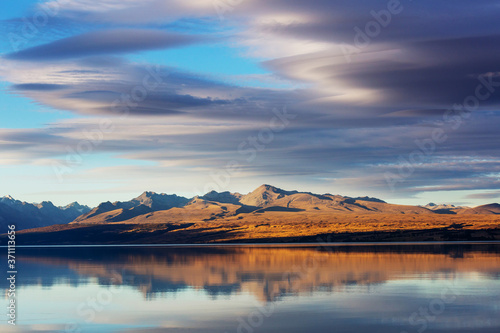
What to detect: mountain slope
<box><xmin>73</xmin><ymin>192</ymin><xmax>190</xmax><ymax>223</ymax></box>
<box><xmin>2</xmin><ymin>185</ymin><xmax>500</xmax><ymax>245</ymax></box>
<box><xmin>125</xmin><ymin>197</ymin><xmax>242</xmax><ymax>224</ymax></box>
<box><xmin>458</xmin><ymin>203</ymin><xmax>500</xmax><ymax>215</ymax></box>
<box><xmin>201</xmin><ymin>190</ymin><xmax>242</xmax><ymax>204</ymax></box>
<box><xmin>69</xmin><ymin>185</ymin><xmax>451</xmax><ymax>225</ymax></box>
<box><xmin>239</xmin><ymin>184</ymin><xmax>298</xmax><ymax>207</ymax></box>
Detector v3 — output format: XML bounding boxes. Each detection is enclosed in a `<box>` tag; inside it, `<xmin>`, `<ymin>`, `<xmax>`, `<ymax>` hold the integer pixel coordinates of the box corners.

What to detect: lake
<box><xmin>1</xmin><ymin>243</ymin><xmax>499</xmax><ymax>332</ymax></box>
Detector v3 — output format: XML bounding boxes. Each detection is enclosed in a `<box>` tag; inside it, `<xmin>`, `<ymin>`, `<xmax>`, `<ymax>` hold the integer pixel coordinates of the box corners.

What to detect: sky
<box><xmin>1</xmin><ymin>0</ymin><xmax>500</xmax><ymax>207</ymax></box>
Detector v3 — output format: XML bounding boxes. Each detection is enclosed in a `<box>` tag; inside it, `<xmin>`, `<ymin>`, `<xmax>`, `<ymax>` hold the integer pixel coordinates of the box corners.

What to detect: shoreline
<box><xmin>1</xmin><ymin>220</ymin><xmax>499</xmax><ymax>246</ymax></box>
<box><xmin>0</xmin><ymin>240</ymin><xmax>499</xmax><ymax>248</ymax></box>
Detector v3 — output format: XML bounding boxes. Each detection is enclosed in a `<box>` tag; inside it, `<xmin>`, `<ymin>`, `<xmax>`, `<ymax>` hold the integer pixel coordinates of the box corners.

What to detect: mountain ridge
<box><xmin>67</xmin><ymin>185</ymin><xmax>499</xmax><ymax>225</ymax></box>
<box><xmin>2</xmin><ymin>186</ymin><xmax>499</xmax><ymax>229</ymax></box>
<box><xmin>1</xmin><ymin>185</ymin><xmax>499</xmax><ymax>245</ymax></box>
<box><xmin>0</xmin><ymin>196</ymin><xmax>91</xmax><ymax>230</ymax></box>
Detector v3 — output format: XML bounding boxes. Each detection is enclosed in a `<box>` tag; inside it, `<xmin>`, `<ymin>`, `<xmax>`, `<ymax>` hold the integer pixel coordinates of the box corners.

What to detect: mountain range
<box><xmin>0</xmin><ymin>195</ymin><xmax>90</xmax><ymax>230</ymax></box>
<box><xmin>69</xmin><ymin>184</ymin><xmax>500</xmax><ymax>225</ymax></box>
<box><xmin>1</xmin><ymin>185</ymin><xmax>499</xmax><ymax>237</ymax></box>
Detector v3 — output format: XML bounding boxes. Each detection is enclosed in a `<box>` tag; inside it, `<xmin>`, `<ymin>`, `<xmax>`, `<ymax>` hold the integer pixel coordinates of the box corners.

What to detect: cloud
<box><xmin>1</xmin><ymin>110</ymin><xmax>499</xmax><ymax>201</ymax></box>
<box><xmin>37</xmin><ymin>0</ymin><xmax>216</xmax><ymax>24</ymax></box>
<box><xmin>11</xmin><ymin>83</ymin><xmax>69</xmax><ymax>91</ymax></box>
<box><xmin>1</xmin><ymin>54</ymin><xmax>301</xmax><ymax>118</ymax></box>
<box><xmin>5</xmin><ymin>29</ymin><xmax>205</xmax><ymax>61</ymax></box>
<box><xmin>262</xmin><ymin>35</ymin><xmax>500</xmax><ymax>110</ymax></box>
<box><xmin>465</xmin><ymin>191</ymin><xmax>500</xmax><ymax>200</ymax></box>
<box><xmin>1</xmin><ymin>0</ymin><xmax>500</xmax><ymax>205</ymax></box>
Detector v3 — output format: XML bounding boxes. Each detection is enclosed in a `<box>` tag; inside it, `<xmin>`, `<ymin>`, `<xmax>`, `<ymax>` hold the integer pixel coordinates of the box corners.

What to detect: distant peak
<box><xmin>133</xmin><ymin>191</ymin><xmax>160</xmax><ymax>202</ymax></box>
<box><xmin>425</xmin><ymin>202</ymin><xmax>456</xmax><ymax>208</ymax></box>
<box><xmin>136</xmin><ymin>191</ymin><xmax>183</xmax><ymax>199</ymax></box>
<box><xmin>65</xmin><ymin>201</ymin><xmax>87</xmax><ymax>208</ymax></box>
<box><xmin>35</xmin><ymin>201</ymin><xmax>58</xmax><ymax>210</ymax></box>
<box><xmin>253</xmin><ymin>184</ymin><xmax>298</xmax><ymax>196</ymax></box>
<box><xmin>354</xmin><ymin>196</ymin><xmax>386</xmax><ymax>203</ymax></box>
<box><xmin>477</xmin><ymin>203</ymin><xmax>500</xmax><ymax>208</ymax></box>
<box><xmin>2</xmin><ymin>195</ymin><xmax>15</xmax><ymax>200</ymax></box>
<box><xmin>256</xmin><ymin>184</ymin><xmax>284</xmax><ymax>192</ymax></box>
<box><xmin>201</xmin><ymin>190</ymin><xmax>242</xmax><ymax>204</ymax></box>
<box><xmin>202</xmin><ymin>190</ymin><xmax>239</xmax><ymax>196</ymax></box>
<box><xmin>205</xmin><ymin>190</ymin><xmax>218</xmax><ymax>194</ymax></box>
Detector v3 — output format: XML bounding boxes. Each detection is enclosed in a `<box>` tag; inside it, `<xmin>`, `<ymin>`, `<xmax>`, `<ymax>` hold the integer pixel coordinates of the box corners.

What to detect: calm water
<box><xmin>1</xmin><ymin>243</ymin><xmax>500</xmax><ymax>332</ymax></box>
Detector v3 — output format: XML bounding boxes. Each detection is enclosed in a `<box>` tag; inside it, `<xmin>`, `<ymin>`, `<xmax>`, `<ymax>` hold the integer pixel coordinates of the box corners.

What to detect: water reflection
<box><xmin>1</xmin><ymin>243</ymin><xmax>499</xmax><ymax>332</ymax></box>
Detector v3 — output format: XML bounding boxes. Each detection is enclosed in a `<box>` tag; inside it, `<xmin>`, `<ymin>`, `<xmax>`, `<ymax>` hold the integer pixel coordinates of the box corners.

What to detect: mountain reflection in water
<box><xmin>1</xmin><ymin>243</ymin><xmax>499</xmax><ymax>333</ymax></box>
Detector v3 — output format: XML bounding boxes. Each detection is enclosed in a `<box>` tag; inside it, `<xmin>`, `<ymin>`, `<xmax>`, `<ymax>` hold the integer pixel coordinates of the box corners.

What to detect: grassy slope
<box><xmin>2</xmin><ymin>212</ymin><xmax>499</xmax><ymax>245</ymax></box>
